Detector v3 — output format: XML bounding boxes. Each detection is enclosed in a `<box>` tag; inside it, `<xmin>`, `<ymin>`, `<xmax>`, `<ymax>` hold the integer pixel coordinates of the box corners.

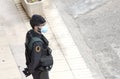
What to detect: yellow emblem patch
<box><xmin>35</xmin><ymin>46</ymin><xmax>41</xmax><ymax>53</ymax></box>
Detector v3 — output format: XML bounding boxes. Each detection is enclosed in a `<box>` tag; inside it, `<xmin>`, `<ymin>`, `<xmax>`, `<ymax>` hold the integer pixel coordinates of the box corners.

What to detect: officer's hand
<box><xmin>23</xmin><ymin>68</ymin><xmax>31</xmax><ymax>77</ymax></box>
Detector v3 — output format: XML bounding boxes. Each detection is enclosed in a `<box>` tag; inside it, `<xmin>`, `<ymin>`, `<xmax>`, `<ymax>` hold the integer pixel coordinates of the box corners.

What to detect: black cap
<box><xmin>30</xmin><ymin>14</ymin><xmax>46</xmax><ymax>28</ymax></box>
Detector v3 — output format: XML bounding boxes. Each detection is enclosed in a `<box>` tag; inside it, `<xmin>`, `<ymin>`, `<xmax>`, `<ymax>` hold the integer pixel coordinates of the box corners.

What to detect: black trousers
<box><xmin>32</xmin><ymin>71</ymin><xmax>49</xmax><ymax>79</ymax></box>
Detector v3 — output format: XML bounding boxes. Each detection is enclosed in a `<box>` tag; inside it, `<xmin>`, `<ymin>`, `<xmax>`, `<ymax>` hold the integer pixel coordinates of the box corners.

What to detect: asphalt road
<box><xmin>53</xmin><ymin>0</ymin><xmax>120</xmax><ymax>79</ymax></box>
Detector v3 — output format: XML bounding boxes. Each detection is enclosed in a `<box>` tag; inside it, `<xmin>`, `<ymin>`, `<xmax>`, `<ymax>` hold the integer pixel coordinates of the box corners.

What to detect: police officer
<box><xmin>25</xmin><ymin>14</ymin><xmax>49</xmax><ymax>79</ymax></box>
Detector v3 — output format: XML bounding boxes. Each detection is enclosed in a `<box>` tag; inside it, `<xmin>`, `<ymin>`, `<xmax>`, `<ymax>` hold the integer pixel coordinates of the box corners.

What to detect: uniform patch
<box><xmin>35</xmin><ymin>46</ymin><xmax>41</xmax><ymax>53</ymax></box>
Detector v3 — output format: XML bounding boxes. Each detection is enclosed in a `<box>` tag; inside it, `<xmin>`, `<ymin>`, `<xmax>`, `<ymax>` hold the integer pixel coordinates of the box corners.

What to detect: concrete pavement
<box><xmin>0</xmin><ymin>0</ymin><xmax>94</xmax><ymax>79</ymax></box>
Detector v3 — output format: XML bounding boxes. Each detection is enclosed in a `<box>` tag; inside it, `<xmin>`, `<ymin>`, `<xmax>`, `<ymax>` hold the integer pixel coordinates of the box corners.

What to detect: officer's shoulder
<box><xmin>27</xmin><ymin>29</ymin><xmax>33</xmax><ymax>34</ymax></box>
<box><xmin>33</xmin><ymin>41</ymin><xmax>42</xmax><ymax>53</ymax></box>
<box><xmin>26</xmin><ymin>30</ymin><xmax>31</xmax><ymax>36</ymax></box>
<box><xmin>33</xmin><ymin>41</ymin><xmax>42</xmax><ymax>47</ymax></box>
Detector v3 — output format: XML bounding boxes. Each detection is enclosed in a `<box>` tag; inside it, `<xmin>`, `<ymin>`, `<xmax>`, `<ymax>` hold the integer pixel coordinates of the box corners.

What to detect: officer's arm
<box><xmin>28</xmin><ymin>42</ymin><xmax>42</xmax><ymax>73</ymax></box>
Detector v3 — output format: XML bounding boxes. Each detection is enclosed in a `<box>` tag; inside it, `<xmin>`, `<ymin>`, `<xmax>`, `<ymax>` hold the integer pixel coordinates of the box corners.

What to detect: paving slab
<box><xmin>0</xmin><ymin>45</ymin><xmax>22</xmax><ymax>79</ymax></box>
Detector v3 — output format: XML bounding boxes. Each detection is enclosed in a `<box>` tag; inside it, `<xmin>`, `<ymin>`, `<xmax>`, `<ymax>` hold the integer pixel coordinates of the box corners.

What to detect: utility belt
<box><xmin>35</xmin><ymin>47</ymin><xmax>53</xmax><ymax>71</ymax></box>
<box><xmin>36</xmin><ymin>65</ymin><xmax>53</xmax><ymax>71</ymax></box>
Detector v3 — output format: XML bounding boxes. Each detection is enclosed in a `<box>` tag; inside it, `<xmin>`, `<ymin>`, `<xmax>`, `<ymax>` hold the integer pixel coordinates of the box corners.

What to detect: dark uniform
<box><xmin>25</xmin><ymin>29</ymin><xmax>49</xmax><ymax>79</ymax></box>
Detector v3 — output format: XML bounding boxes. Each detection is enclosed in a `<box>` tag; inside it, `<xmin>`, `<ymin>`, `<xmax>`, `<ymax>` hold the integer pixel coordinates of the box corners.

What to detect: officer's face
<box><xmin>38</xmin><ymin>23</ymin><xmax>46</xmax><ymax>29</ymax></box>
<box><xmin>34</xmin><ymin>23</ymin><xmax>46</xmax><ymax>33</ymax></box>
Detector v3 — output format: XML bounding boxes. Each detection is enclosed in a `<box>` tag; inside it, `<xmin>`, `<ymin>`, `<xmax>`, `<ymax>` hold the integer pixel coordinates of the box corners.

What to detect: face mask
<box><xmin>39</xmin><ymin>25</ymin><xmax>48</xmax><ymax>33</ymax></box>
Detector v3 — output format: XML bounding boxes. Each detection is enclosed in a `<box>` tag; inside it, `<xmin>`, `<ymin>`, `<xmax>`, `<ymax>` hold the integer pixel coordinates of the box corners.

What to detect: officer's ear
<box><xmin>34</xmin><ymin>26</ymin><xmax>38</xmax><ymax>30</ymax></box>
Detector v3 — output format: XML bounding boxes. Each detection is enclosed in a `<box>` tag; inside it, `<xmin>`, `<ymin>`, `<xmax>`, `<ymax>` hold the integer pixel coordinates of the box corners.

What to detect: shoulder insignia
<box><xmin>35</xmin><ymin>46</ymin><xmax>41</xmax><ymax>53</ymax></box>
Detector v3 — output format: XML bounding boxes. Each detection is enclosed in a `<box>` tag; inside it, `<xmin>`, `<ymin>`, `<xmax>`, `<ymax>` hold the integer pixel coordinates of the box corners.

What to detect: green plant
<box><xmin>32</xmin><ymin>0</ymin><xmax>36</xmax><ymax>2</ymax></box>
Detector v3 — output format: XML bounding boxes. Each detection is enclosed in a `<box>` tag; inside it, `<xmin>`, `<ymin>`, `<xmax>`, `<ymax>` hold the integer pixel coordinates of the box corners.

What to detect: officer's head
<box><xmin>30</xmin><ymin>14</ymin><xmax>47</xmax><ymax>33</ymax></box>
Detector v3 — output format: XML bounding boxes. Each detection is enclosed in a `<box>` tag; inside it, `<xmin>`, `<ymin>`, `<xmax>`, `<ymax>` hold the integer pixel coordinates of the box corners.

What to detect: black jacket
<box><xmin>25</xmin><ymin>29</ymin><xmax>49</xmax><ymax>73</ymax></box>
